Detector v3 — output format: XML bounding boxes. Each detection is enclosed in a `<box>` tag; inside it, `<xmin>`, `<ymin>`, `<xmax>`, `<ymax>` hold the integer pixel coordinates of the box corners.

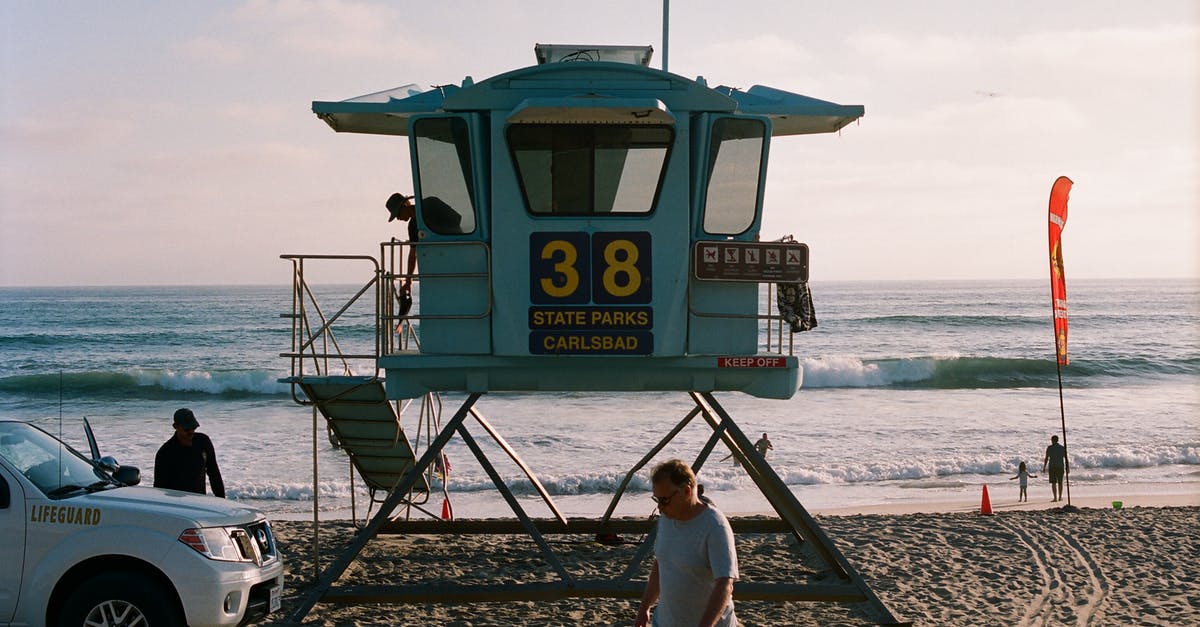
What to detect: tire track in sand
<box><xmin>1041</xmin><ymin>519</ymin><xmax>1109</xmax><ymax>625</ymax></box>
<box><xmin>1003</xmin><ymin>517</ymin><xmax>1060</xmax><ymax>627</ymax></box>
<box><xmin>1000</xmin><ymin>514</ymin><xmax>1109</xmax><ymax>627</ymax></box>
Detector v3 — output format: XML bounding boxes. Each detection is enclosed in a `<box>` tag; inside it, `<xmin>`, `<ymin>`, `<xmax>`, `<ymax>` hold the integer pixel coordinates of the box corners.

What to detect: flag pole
<box><xmin>1054</xmin><ymin>350</ymin><xmax>1071</xmax><ymax>506</ymax></box>
<box><xmin>1047</xmin><ymin>175</ymin><xmax>1074</xmax><ymax>507</ymax></box>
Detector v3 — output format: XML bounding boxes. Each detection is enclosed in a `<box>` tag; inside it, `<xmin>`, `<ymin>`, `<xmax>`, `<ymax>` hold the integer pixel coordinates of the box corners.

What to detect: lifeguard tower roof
<box><xmin>302</xmin><ymin>47</ymin><xmax>863</xmax><ymax>401</ymax></box>
<box><xmin>313</xmin><ymin>61</ymin><xmax>862</xmax><ymax>138</ymax></box>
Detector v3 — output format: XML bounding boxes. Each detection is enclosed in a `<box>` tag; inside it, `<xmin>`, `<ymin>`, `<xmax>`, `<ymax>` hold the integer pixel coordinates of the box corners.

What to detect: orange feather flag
<box><xmin>1048</xmin><ymin>176</ymin><xmax>1073</xmax><ymax>366</ymax></box>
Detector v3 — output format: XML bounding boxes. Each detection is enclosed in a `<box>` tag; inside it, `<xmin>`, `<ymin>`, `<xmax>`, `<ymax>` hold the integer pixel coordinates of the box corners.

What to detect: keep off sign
<box><xmin>693</xmin><ymin>241</ymin><xmax>809</xmax><ymax>282</ymax></box>
<box><xmin>717</xmin><ymin>356</ymin><xmax>787</xmax><ymax>368</ymax></box>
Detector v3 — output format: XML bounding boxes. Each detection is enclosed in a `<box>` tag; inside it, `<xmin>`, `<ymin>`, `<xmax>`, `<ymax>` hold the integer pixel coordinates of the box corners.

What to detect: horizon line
<box><xmin>2</xmin><ymin>276</ymin><xmax>1197</xmax><ymax>290</ymax></box>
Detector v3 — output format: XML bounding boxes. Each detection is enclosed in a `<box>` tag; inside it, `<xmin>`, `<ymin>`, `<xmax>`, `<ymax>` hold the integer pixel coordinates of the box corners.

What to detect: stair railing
<box><xmin>280</xmin><ymin>254</ymin><xmax>383</xmax><ymax>405</ymax></box>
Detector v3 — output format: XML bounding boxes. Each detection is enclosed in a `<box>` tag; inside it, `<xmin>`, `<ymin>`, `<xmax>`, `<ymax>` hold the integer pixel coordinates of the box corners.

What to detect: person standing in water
<box><xmin>753</xmin><ymin>433</ymin><xmax>773</xmax><ymax>458</ymax></box>
<box><xmin>720</xmin><ymin>432</ymin><xmax>773</xmax><ymax>463</ymax></box>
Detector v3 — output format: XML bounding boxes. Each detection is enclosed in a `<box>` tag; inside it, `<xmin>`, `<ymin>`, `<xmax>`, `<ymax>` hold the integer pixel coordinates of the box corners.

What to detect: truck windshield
<box><xmin>0</xmin><ymin>422</ymin><xmax>106</xmax><ymax>498</ymax></box>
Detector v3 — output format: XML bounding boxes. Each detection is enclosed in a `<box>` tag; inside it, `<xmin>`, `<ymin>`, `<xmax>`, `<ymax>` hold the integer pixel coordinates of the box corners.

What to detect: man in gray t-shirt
<box><xmin>636</xmin><ymin>459</ymin><xmax>738</xmax><ymax>627</ymax></box>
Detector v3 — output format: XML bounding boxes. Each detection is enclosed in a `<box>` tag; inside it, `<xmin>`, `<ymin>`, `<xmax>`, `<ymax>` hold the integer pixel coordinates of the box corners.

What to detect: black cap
<box><xmin>386</xmin><ymin>193</ymin><xmax>413</xmax><ymax>222</ymax></box>
<box><xmin>173</xmin><ymin>408</ymin><xmax>199</xmax><ymax>430</ymax></box>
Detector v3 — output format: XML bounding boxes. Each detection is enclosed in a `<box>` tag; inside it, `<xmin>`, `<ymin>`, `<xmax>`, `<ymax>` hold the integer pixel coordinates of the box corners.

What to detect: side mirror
<box><xmin>0</xmin><ymin>476</ymin><xmax>9</xmax><ymax>508</ymax></box>
<box><xmin>114</xmin><ymin>466</ymin><xmax>141</xmax><ymax>486</ymax></box>
<box><xmin>97</xmin><ymin>456</ymin><xmax>120</xmax><ymax>473</ymax></box>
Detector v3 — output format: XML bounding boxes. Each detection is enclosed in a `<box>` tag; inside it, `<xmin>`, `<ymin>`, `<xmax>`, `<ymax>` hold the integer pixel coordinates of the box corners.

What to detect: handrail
<box><xmin>687</xmin><ymin>282</ymin><xmax>794</xmax><ymax>355</ymax></box>
<box><xmin>282</xmin><ymin>241</ymin><xmax>496</xmax><ymax>381</ymax></box>
<box><xmin>295</xmin><ymin>278</ymin><xmax>377</xmax><ymax>355</ymax></box>
<box><xmin>281</xmin><ymin>254</ymin><xmax>384</xmax><ymax>396</ymax></box>
<box><xmin>379</xmin><ymin>239</ymin><xmax>493</xmax><ymax>356</ymax></box>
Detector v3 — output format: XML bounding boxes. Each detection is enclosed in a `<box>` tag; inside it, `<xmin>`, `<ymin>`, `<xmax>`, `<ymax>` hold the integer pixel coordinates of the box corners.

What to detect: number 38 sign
<box><xmin>530</xmin><ymin>232</ymin><xmax>652</xmax><ymax>305</ymax></box>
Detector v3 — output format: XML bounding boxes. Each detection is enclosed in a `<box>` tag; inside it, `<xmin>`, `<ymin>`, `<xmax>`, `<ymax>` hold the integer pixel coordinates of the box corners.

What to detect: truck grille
<box><xmin>232</xmin><ymin>520</ymin><xmax>278</xmax><ymax>566</ymax></box>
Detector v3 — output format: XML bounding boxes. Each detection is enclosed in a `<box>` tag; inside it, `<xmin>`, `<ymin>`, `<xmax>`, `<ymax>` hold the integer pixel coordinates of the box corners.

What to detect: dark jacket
<box><xmin>154</xmin><ymin>432</ymin><xmax>225</xmax><ymax>497</ymax></box>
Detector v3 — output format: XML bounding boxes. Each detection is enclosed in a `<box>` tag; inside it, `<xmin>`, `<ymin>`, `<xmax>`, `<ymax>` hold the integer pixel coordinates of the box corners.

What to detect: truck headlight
<box><xmin>179</xmin><ymin>527</ymin><xmax>247</xmax><ymax>562</ymax></box>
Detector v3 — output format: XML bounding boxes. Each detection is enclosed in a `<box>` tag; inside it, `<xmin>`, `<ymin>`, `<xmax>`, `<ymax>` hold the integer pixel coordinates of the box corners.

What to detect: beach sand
<box><xmin>266</xmin><ymin>500</ymin><xmax>1200</xmax><ymax>626</ymax></box>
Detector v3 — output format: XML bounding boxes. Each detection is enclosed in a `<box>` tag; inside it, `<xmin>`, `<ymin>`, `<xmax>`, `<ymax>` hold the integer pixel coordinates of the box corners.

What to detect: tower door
<box><xmin>410</xmin><ymin>114</ymin><xmax>490</xmax><ymax>354</ymax></box>
<box><xmin>689</xmin><ymin>115</ymin><xmax>770</xmax><ymax>355</ymax></box>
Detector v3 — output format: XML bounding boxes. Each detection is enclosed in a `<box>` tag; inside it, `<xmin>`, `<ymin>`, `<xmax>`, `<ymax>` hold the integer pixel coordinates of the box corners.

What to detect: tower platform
<box><xmin>378</xmin><ymin>352</ymin><xmax>800</xmax><ymax>399</ymax></box>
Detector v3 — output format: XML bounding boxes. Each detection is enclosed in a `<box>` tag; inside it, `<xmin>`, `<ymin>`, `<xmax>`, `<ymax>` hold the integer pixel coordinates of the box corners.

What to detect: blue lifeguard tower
<box><xmin>283</xmin><ymin>44</ymin><xmax>903</xmax><ymax>624</ymax></box>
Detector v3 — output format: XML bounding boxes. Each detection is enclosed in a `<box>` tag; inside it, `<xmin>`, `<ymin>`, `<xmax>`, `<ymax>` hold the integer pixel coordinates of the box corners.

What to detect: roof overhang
<box><xmin>310</xmin><ymin>75</ymin><xmax>863</xmax><ymax>138</ymax></box>
<box><xmin>719</xmin><ymin>85</ymin><xmax>864</xmax><ymax>136</ymax></box>
<box><xmin>311</xmin><ymin>83</ymin><xmax>450</xmax><ymax>136</ymax></box>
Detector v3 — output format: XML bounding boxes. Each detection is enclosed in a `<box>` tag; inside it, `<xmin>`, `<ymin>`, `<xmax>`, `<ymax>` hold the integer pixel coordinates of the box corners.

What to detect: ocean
<box><xmin>1</xmin><ymin>279</ymin><xmax>1196</xmax><ymax>519</ymax></box>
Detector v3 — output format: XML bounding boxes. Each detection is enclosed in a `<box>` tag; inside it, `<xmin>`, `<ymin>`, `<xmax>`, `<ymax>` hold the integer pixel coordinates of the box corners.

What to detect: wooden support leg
<box><xmin>696</xmin><ymin>392</ymin><xmax>907</xmax><ymax>625</ymax></box>
<box><xmin>601</xmin><ymin>406</ymin><xmax>702</xmax><ymax>525</ymax></box>
<box><xmin>456</xmin><ymin>422</ymin><xmax>574</xmax><ymax>583</ymax></box>
<box><xmin>690</xmin><ymin>393</ymin><xmax>787</xmax><ymax>538</ymax></box>
<box><xmin>469</xmin><ymin>407</ymin><xmax>567</xmax><ymax>525</ymax></box>
<box><xmin>692</xmin><ymin>414</ymin><xmax>728</xmax><ymax>475</ymax></box>
<box><xmin>286</xmin><ymin>393</ymin><xmax>481</xmax><ymax>623</ymax></box>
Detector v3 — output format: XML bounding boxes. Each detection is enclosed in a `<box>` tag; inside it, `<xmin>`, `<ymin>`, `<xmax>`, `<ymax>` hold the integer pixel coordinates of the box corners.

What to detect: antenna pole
<box><xmin>59</xmin><ymin>370</ymin><xmax>64</xmax><ymax>478</ymax></box>
<box><xmin>662</xmin><ymin>0</ymin><xmax>669</xmax><ymax>72</ymax></box>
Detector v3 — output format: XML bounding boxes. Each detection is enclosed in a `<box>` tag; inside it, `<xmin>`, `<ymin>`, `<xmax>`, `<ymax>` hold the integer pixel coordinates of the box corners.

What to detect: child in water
<box><xmin>1009</xmin><ymin>461</ymin><xmax>1037</xmax><ymax>502</ymax></box>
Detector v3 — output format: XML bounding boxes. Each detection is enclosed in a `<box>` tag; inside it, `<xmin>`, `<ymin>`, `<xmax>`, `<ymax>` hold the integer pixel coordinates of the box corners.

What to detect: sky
<box><xmin>1</xmin><ymin>0</ymin><xmax>1197</xmax><ymax>286</ymax></box>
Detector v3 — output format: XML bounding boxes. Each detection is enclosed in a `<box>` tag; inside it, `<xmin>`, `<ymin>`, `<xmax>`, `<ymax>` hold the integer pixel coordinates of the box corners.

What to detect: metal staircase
<box><xmin>292</xmin><ymin>376</ymin><xmax>428</xmax><ymax>496</ymax></box>
<box><xmin>279</xmin><ymin>252</ymin><xmax>431</xmax><ymax>511</ymax></box>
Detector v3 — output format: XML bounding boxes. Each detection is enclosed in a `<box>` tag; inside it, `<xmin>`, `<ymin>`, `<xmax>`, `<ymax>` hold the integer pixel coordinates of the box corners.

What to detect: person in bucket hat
<box><xmin>153</xmin><ymin>408</ymin><xmax>225</xmax><ymax>497</ymax></box>
<box><xmin>386</xmin><ymin>193</ymin><xmax>419</xmax><ymax>294</ymax></box>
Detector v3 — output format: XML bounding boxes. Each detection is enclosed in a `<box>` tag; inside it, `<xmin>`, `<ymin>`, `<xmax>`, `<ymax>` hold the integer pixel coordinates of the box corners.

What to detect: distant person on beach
<box><xmin>1042</xmin><ymin>435</ymin><xmax>1068</xmax><ymax>502</ymax></box>
<box><xmin>720</xmin><ymin>432</ymin><xmax>773</xmax><ymax>464</ymax></box>
<box><xmin>636</xmin><ymin>459</ymin><xmax>738</xmax><ymax>627</ymax></box>
<box><xmin>154</xmin><ymin>408</ymin><xmax>225</xmax><ymax>498</ymax></box>
<box><xmin>386</xmin><ymin>192</ymin><xmax>419</xmax><ymax>296</ymax></box>
<box><xmin>754</xmin><ymin>433</ymin><xmax>773</xmax><ymax>458</ymax></box>
<box><xmin>1009</xmin><ymin>461</ymin><xmax>1037</xmax><ymax>502</ymax></box>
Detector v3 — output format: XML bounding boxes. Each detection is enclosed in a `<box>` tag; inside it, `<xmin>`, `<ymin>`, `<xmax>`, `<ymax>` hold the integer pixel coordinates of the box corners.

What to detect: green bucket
<box><xmin>1112</xmin><ymin>500</ymin><xmax>1123</xmax><ymax>510</ymax></box>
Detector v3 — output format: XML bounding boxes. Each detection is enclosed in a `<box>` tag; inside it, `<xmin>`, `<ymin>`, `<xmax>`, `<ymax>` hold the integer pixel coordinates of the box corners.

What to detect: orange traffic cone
<box><xmin>441</xmin><ymin>498</ymin><xmax>453</xmax><ymax>521</ymax></box>
<box><xmin>980</xmin><ymin>484</ymin><xmax>993</xmax><ymax>516</ymax></box>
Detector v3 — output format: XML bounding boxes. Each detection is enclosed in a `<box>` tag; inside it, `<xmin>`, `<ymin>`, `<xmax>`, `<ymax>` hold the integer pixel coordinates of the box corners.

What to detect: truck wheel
<box><xmin>59</xmin><ymin>571</ymin><xmax>183</xmax><ymax>627</ymax></box>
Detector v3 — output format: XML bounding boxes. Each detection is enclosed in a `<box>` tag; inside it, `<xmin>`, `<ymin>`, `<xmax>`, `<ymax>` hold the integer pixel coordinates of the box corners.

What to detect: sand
<box><xmin>264</xmin><ymin>501</ymin><xmax>1200</xmax><ymax>626</ymax></box>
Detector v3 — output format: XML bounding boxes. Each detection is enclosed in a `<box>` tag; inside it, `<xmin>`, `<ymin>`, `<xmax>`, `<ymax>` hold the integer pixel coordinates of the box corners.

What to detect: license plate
<box><xmin>269</xmin><ymin>585</ymin><xmax>282</xmax><ymax>613</ymax></box>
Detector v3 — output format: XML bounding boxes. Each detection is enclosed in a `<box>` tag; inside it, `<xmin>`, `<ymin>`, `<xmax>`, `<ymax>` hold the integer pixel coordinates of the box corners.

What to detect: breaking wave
<box><xmin>800</xmin><ymin>355</ymin><xmax>1200</xmax><ymax>389</ymax></box>
<box><xmin>351</xmin><ymin>444</ymin><xmax>1200</xmax><ymax>498</ymax></box>
<box><xmin>222</xmin><ymin>441</ymin><xmax>1199</xmax><ymax>504</ymax></box>
<box><xmin>0</xmin><ymin>369</ymin><xmax>291</xmax><ymax>400</ymax></box>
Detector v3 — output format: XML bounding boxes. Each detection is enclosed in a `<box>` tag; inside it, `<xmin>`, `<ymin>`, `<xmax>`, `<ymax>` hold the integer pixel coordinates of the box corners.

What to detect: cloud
<box><xmin>175</xmin><ymin>35</ymin><xmax>250</xmax><ymax>65</ymax></box>
<box><xmin>845</xmin><ymin>22</ymin><xmax>1199</xmax><ymax>104</ymax></box>
<box><xmin>0</xmin><ymin>113</ymin><xmax>134</xmax><ymax>149</ymax></box>
<box><xmin>229</xmin><ymin>0</ymin><xmax>424</xmax><ymax>62</ymax></box>
<box><xmin>213</xmin><ymin>102</ymin><xmax>305</xmax><ymax>125</ymax></box>
<box><xmin>866</xmin><ymin>96</ymin><xmax>1088</xmax><ymax>140</ymax></box>
<box><xmin>847</xmin><ymin>31</ymin><xmax>981</xmax><ymax>72</ymax></box>
<box><xmin>679</xmin><ymin>33</ymin><xmax>844</xmax><ymax>95</ymax></box>
<box><xmin>692</xmin><ymin>33</ymin><xmax>815</xmax><ymax>73</ymax></box>
<box><xmin>1008</xmin><ymin>23</ymin><xmax>1199</xmax><ymax>81</ymax></box>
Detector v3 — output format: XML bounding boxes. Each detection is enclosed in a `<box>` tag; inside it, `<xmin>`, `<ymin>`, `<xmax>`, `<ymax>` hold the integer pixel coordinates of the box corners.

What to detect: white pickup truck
<box><xmin>0</xmin><ymin>420</ymin><xmax>285</xmax><ymax>626</ymax></box>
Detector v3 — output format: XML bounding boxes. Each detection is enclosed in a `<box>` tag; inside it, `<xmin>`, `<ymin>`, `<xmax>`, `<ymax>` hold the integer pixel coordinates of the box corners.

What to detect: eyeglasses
<box><xmin>650</xmin><ymin>487</ymin><xmax>681</xmax><ymax>506</ymax></box>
